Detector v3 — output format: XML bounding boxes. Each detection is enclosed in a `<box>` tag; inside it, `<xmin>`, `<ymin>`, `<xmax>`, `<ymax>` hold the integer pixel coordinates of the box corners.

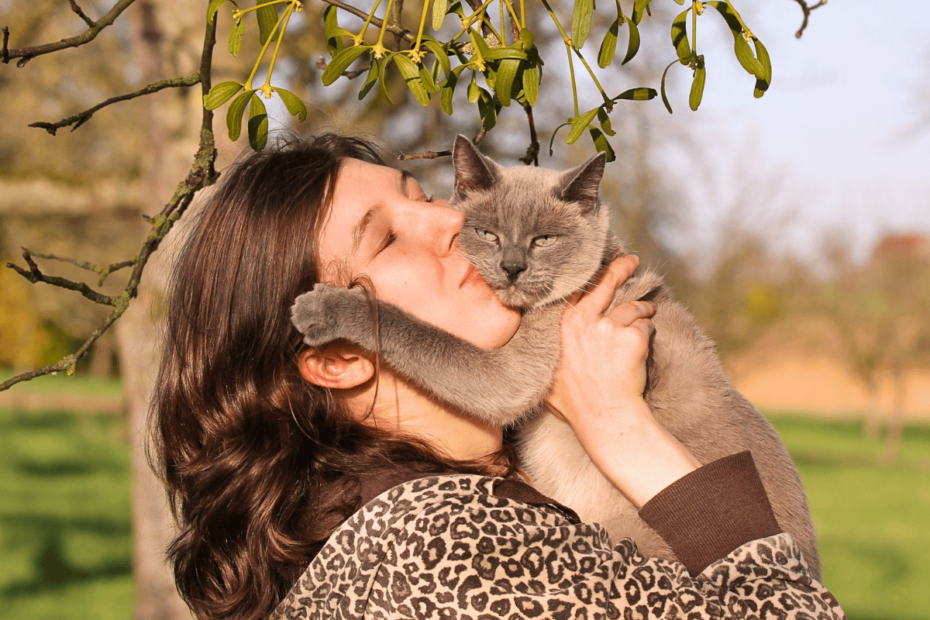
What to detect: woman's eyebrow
<box><xmin>351</xmin><ymin>205</ymin><xmax>379</xmax><ymax>256</ymax></box>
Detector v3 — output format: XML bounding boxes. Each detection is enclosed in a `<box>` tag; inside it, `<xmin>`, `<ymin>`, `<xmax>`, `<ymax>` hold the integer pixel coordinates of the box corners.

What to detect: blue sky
<box><xmin>669</xmin><ymin>0</ymin><xmax>930</xmax><ymax>262</ymax></box>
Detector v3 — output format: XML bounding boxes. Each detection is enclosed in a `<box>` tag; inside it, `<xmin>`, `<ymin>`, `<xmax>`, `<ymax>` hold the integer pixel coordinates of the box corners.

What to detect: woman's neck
<box><xmin>346</xmin><ymin>369</ymin><xmax>503</xmax><ymax>461</ymax></box>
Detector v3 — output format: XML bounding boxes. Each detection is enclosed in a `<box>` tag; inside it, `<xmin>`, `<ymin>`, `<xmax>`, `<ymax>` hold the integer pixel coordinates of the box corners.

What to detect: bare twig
<box><xmin>0</xmin><ymin>17</ymin><xmax>219</xmax><ymax>393</ymax></box>
<box><xmin>7</xmin><ymin>249</ymin><xmax>116</xmax><ymax>305</ymax></box>
<box><xmin>792</xmin><ymin>0</ymin><xmax>827</xmax><ymax>38</ymax></box>
<box><xmin>23</xmin><ymin>249</ymin><xmax>136</xmax><ymax>286</ymax></box>
<box><xmin>68</xmin><ymin>0</ymin><xmax>96</xmax><ymax>27</ymax></box>
<box><xmin>318</xmin><ymin>0</ymin><xmax>414</xmax><ymax>42</ymax></box>
<box><xmin>520</xmin><ymin>103</ymin><xmax>540</xmax><ymax>166</ymax></box>
<box><xmin>1</xmin><ymin>27</ymin><xmax>10</xmax><ymax>64</ymax></box>
<box><xmin>2</xmin><ymin>0</ymin><xmax>136</xmax><ymax>66</ymax></box>
<box><xmin>30</xmin><ymin>73</ymin><xmax>199</xmax><ymax>134</ymax></box>
<box><xmin>397</xmin><ymin>128</ymin><xmax>488</xmax><ymax>161</ymax></box>
<box><xmin>315</xmin><ymin>55</ymin><xmax>369</xmax><ymax>79</ymax></box>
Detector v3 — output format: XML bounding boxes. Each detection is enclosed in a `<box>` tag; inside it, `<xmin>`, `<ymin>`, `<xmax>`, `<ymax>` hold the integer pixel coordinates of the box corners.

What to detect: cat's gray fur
<box><xmin>291</xmin><ymin>135</ymin><xmax>821</xmax><ymax>579</ymax></box>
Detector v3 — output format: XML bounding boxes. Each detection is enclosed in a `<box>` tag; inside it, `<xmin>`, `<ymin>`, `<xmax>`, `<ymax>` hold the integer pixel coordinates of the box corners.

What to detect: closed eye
<box><xmin>378</xmin><ymin>230</ymin><xmax>396</xmax><ymax>253</ymax></box>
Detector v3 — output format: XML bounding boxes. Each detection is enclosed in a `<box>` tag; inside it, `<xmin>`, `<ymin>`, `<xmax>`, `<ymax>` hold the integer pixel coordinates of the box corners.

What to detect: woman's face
<box><xmin>317</xmin><ymin>158</ymin><xmax>521</xmax><ymax>349</ymax></box>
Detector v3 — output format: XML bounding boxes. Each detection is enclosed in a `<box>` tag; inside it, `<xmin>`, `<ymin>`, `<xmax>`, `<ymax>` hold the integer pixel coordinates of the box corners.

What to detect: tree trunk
<box><xmin>116</xmin><ymin>1</ymin><xmax>201</xmax><ymax>618</ymax></box>
<box><xmin>881</xmin><ymin>372</ymin><xmax>907</xmax><ymax>465</ymax></box>
<box><xmin>863</xmin><ymin>381</ymin><xmax>883</xmax><ymax>439</ymax></box>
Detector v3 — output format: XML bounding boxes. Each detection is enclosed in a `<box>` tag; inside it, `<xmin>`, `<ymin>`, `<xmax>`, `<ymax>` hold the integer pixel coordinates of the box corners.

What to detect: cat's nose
<box><xmin>501</xmin><ymin>261</ymin><xmax>527</xmax><ymax>281</ymax></box>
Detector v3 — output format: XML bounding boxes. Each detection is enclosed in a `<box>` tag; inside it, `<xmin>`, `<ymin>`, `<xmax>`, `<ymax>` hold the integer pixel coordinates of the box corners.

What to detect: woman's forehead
<box><xmin>318</xmin><ymin>159</ymin><xmax>406</xmax><ymax>264</ymax></box>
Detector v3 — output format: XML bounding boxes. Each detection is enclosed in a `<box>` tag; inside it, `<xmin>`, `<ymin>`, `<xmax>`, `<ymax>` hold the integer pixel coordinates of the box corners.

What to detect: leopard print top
<box><xmin>274</xmin><ymin>475</ymin><xmax>845</xmax><ymax>620</ymax></box>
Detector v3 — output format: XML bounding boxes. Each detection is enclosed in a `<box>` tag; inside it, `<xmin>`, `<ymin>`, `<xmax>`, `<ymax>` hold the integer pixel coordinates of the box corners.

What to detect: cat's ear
<box><xmin>452</xmin><ymin>135</ymin><xmax>501</xmax><ymax>199</ymax></box>
<box><xmin>556</xmin><ymin>152</ymin><xmax>606</xmax><ymax>214</ymax></box>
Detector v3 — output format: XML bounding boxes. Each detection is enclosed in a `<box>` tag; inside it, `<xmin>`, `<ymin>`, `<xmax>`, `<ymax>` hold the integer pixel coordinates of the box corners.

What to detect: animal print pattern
<box><xmin>274</xmin><ymin>475</ymin><xmax>845</xmax><ymax>620</ymax></box>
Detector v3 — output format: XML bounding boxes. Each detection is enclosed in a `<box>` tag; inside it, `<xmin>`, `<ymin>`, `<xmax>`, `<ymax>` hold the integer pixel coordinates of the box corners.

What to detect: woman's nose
<box><xmin>404</xmin><ymin>200</ymin><xmax>464</xmax><ymax>254</ymax></box>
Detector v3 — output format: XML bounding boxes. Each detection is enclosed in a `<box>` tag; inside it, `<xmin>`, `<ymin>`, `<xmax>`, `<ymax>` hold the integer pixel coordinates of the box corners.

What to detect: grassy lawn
<box><xmin>0</xmin><ymin>378</ymin><xmax>927</xmax><ymax>619</ymax></box>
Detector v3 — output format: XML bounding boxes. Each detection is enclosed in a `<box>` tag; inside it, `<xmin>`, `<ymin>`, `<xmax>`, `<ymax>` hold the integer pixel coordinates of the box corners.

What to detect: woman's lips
<box><xmin>460</xmin><ymin>264</ymin><xmax>484</xmax><ymax>288</ymax></box>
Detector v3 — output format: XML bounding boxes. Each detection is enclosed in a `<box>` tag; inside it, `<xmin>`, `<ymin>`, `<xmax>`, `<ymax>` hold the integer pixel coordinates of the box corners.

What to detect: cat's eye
<box><xmin>475</xmin><ymin>228</ymin><xmax>499</xmax><ymax>243</ymax></box>
<box><xmin>532</xmin><ymin>235</ymin><xmax>557</xmax><ymax>247</ymax></box>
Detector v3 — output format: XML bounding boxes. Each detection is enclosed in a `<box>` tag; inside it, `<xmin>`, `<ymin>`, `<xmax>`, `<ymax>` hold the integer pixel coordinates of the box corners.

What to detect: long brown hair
<box><xmin>152</xmin><ymin>134</ymin><xmax>513</xmax><ymax>620</ymax></box>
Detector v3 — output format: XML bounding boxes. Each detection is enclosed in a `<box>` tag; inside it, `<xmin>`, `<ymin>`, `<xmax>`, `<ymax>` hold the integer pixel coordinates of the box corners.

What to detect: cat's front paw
<box><xmin>290</xmin><ymin>283</ymin><xmax>370</xmax><ymax>347</ymax></box>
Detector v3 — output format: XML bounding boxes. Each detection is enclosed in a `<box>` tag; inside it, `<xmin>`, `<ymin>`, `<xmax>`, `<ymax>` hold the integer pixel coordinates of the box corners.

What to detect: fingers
<box><xmin>607</xmin><ymin>300</ymin><xmax>655</xmax><ymax>327</ymax></box>
<box><xmin>573</xmin><ymin>255</ymin><xmax>641</xmax><ymax>315</ymax></box>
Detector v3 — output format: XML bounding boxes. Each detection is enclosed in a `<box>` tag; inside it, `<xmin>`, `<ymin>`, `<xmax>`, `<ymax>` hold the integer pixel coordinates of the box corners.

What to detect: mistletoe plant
<box><xmin>203</xmin><ymin>0</ymin><xmax>772</xmax><ymax>162</ymax></box>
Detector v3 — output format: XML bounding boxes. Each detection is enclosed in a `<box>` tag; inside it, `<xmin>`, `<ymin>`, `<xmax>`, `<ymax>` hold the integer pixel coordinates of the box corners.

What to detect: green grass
<box><xmin>0</xmin><ymin>370</ymin><xmax>123</xmax><ymax>399</ymax></box>
<box><xmin>769</xmin><ymin>415</ymin><xmax>930</xmax><ymax>620</ymax></box>
<box><xmin>0</xmin><ymin>393</ymin><xmax>927</xmax><ymax>619</ymax></box>
<box><xmin>0</xmin><ymin>408</ymin><xmax>132</xmax><ymax>620</ymax></box>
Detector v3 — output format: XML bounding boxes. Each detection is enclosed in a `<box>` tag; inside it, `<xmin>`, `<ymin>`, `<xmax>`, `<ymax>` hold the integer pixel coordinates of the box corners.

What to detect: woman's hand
<box><xmin>545</xmin><ymin>255</ymin><xmax>701</xmax><ymax>508</ymax></box>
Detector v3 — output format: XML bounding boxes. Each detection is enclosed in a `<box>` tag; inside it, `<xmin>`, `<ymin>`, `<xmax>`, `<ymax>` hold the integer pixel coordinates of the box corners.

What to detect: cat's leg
<box><xmin>291</xmin><ymin>284</ymin><xmax>561</xmax><ymax>427</ymax></box>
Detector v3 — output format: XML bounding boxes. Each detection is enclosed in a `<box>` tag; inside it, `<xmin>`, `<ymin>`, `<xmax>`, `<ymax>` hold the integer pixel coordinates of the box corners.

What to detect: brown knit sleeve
<box><xmin>638</xmin><ymin>451</ymin><xmax>783</xmax><ymax>576</ymax></box>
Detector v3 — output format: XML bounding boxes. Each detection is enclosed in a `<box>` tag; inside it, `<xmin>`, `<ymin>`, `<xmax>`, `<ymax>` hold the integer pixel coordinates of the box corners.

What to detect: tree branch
<box><xmin>520</xmin><ymin>103</ymin><xmax>540</xmax><ymax>166</ymax></box>
<box><xmin>0</xmin><ymin>17</ymin><xmax>219</xmax><ymax>393</ymax></box>
<box><xmin>2</xmin><ymin>0</ymin><xmax>137</xmax><ymax>67</ymax></box>
<box><xmin>7</xmin><ymin>249</ymin><xmax>116</xmax><ymax>306</ymax></box>
<box><xmin>792</xmin><ymin>0</ymin><xmax>827</xmax><ymax>39</ymax></box>
<box><xmin>22</xmin><ymin>249</ymin><xmax>136</xmax><ymax>286</ymax></box>
<box><xmin>318</xmin><ymin>0</ymin><xmax>414</xmax><ymax>42</ymax></box>
<box><xmin>30</xmin><ymin>73</ymin><xmax>199</xmax><ymax>135</ymax></box>
<box><xmin>68</xmin><ymin>0</ymin><xmax>96</xmax><ymax>27</ymax></box>
<box><xmin>397</xmin><ymin>128</ymin><xmax>488</xmax><ymax>161</ymax></box>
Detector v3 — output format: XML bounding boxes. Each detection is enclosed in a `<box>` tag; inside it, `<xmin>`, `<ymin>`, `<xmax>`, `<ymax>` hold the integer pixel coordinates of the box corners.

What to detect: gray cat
<box><xmin>291</xmin><ymin>135</ymin><xmax>821</xmax><ymax>579</ymax></box>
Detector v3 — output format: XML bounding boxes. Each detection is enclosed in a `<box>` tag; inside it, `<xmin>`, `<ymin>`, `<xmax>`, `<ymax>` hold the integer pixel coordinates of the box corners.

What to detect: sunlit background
<box><xmin>1</xmin><ymin>1</ymin><xmax>928</xmax><ymax>618</ymax></box>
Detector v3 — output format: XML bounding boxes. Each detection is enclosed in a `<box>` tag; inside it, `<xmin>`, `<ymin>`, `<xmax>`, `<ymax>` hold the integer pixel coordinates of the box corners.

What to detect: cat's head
<box><xmin>450</xmin><ymin>135</ymin><xmax>611</xmax><ymax>308</ymax></box>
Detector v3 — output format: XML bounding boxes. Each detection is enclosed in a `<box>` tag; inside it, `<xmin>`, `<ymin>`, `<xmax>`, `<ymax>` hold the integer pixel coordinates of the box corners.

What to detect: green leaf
<box><xmin>523</xmin><ymin>65</ymin><xmax>539</xmax><ymax>106</ymax></box>
<box><xmin>274</xmin><ymin>87</ymin><xmax>307</xmax><ymax>122</ymax></box>
<box><xmin>598</xmin><ymin>19</ymin><xmax>619</xmax><ymax>68</ymax></box>
<box><xmin>248</xmin><ymin>93</ymin><xmax>268</xmax><ymax>151</ymax></box>
<box><xmin>422</xmin><ymin>40</ymin><xmax>451</xmax><ymax>78</ymax></box>
<box><xmin>631</xmin><ymin>0</ymin><xmax>652</xmax><ymax>25</ymax></box>
<box><xmin>753</xmin><ymin>38</ymin><xmax>772</xmax><ymax>97</ymax></box>
<box><xmin>660</xmin><ymin>60</ymin><xmax>676</xmax><ymax>114</ymax></box>
<box><xmin>597</xmin><ymin>107</ymin><xmax>615</xmax><ymax>136</ymax></box>
<box><xmin>204</xmin><ymin>81</ymin><xmax>243</xmax><ymax>110</ymax></box>
<box><xmin>358</xmin><ymin>59</ymin><xmax>380</xmax><ymax>100</ymax></box>
<box><xmin>689</xmin><ymin>58</ymin><xmax>705</xmax><ymax>111</ymax></box>
<box><xmin>470</xmin><ymin>29</ymin><xmax>492</xmax><ymax>59</ymax></box>
<box><xmin>447</xmin><ymin>1</ymin><xmax>465</xmax><ymax>19</ymax></box>
<box><xmin>493</xmin><ymin>58</ymin><xmax>520</xmax><ymax>106</ymax></box>
<box><xmin>733</xmin><ymin>33</ymin><xmax>764</xmax><ymax>78</ymax></box>
<box><xmin>671</xmin><ymin>8</ymin><xmax>691</xmax><ymax>65</ymax></box>
<box><xmin>226</xmin><ymin>89</ymin><xmax>254</xmax><ymax>142</ymax></box>
<box><xmin>207</xmin><ymin>0</ymin><xmax>228</xmax><ymax>25</ymax></box>
<box><xmin>590</xmin><ymin>127</ymin><xmax>616</xmax><ymax>162</ymax></box>
<box><xmin>477</xmin><ymin>90</ymin><xmax>497</xmax><ymax>131</ymax></box>
<box><xmin>467</xmin><ymin>75</ymin><xmax>480</xmax><ymax>104</ymax></box>
<box><xmin>377</xmin><ymin>57</ymin><xmax>394</xmax><ymax>105</ymax></box>
<box><xmin>419</xmin><ymin>63</ymin><xmax>438</xmax><ymax>95</ymax></box>
<box><xmin>256</xmin><ymin>0</ymin><xmax>279</xmax><ymax>45</ymax></box>
<box><xmin>432</xmin><ymin>0</ymin><xmax>448</xmax><ymax>30</ymax></box>
<box><xmin>672</xmin><ymin>0</ymin><xmax>684</xmax><ymax>4</ymax></box>
<box><xmin>440</xmin><ymin>69</ymin><xmax>458</xmax><ymax>115</ymax></box>
<box><xmin>566</xmin><ymin>108</ymin><xmax>599</xmax><ymax>145</ymax></box>
<box><xmin>623</xmin><ymin>15</ymin><xmax>641</xmax><ymax>65</ymax></box>
<box><xmin>324</xmin><ymin>6</ymin><xmax>350</xmax><ymax>57</ymax></box>
<box><xmin>393</xmin><ymin>54</ymin><xmax>431</xmax><ymax>106</ymax></box>
<box><xmin>519</xmin><ymin>28</ymin><xmax>535</xmax><ymax>49</ymax></box>
<box><xmin>705</xmin><ymin>1</ymin><xmax>742</xmax><ymax>34</ymax></box>
<box><xmin>549</xmin><ymin>122</ymin><xmax>570</xmax><ymax>156</ymax></box>
<box><xmin>483</xmin><ymin>46</ymin><xmax>526</xmax><ymax>61</ymax></box>
<box><xmin>613</xmin><ymin>87</ymin><xmax>656</xmax><ymax>101</ymax></box>
<box><xmin>571</xmin><ymin>0</ymin><xmax>594</xmax><ymax>49</ymax></box>
<box><xmin>229</xmin><ymin>18</ymin><xmax>244</xmax><ymax>56</ymax></box>
<box><xmin>322</xmin><ymin>45</ymin><xmax>369</xmax><ymax>86</ymax></box>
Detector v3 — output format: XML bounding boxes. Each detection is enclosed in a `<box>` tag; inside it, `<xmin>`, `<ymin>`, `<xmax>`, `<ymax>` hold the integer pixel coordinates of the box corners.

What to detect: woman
<box><xmin>153</xmin><ymin>134</ymin><xmax>845</xmax><ymax>620</ymax></box>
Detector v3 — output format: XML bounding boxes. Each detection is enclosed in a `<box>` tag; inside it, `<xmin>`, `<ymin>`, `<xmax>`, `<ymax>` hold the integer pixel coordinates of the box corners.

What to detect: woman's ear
<box><xmin>298</xmin><ymin>344</ymin><xmax>375</xmax><ymax>390</ymax></box>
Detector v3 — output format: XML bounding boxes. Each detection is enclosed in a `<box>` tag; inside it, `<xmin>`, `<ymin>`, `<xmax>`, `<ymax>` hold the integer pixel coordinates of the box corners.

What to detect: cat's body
<box><xmin>291</xmin><ymin>136</ymin><xmax>820</xmax><ymax>578</ymax></box>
